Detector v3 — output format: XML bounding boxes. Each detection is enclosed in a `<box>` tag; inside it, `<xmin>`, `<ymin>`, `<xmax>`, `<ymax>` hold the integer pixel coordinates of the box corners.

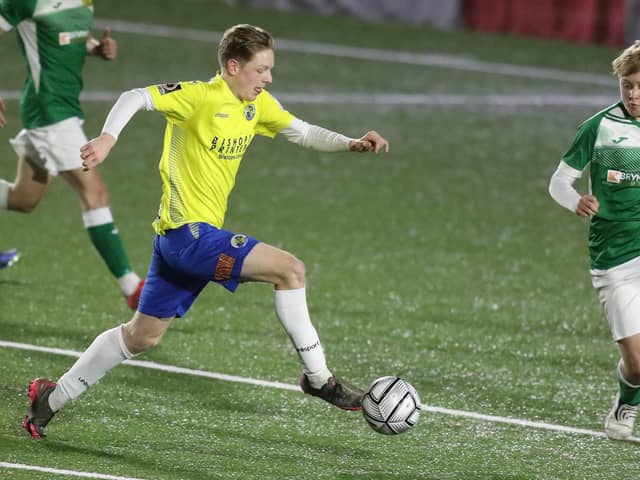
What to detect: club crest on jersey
<box><xmin>611</xmin><ymin>136</ymin><xmax>628</xmax><ymax>144</ymax></box>
<box><xmin>230</xmin><ymin>234</ymin><xmax>249</xmax><ymax>248</ymax></box>
<box><xmin>243</xmin><ymin>104</ymin><xmax>256</xmax><ymax>121</ymax></box>
<box><xmin>157</xmin><ymin>83</ymin><xmax>182</xmax><ymax>95</ymax></box>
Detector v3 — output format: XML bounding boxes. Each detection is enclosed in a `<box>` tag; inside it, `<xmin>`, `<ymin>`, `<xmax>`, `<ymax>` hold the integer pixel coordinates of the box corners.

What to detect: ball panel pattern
<box><xmin>361</xmin><ymin>376</ymin><xmax>421</xmax><ymax>435</ymax></box>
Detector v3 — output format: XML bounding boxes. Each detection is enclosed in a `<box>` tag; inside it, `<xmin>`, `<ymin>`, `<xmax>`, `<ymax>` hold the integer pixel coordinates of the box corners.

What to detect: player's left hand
<box><xmin>349</xmin><ymin>130</ymin><xmax>389</xmax><ymax>153</ymax></box>
<box><xmin>97</xmin><ymin>29</ymin><xmax>117</xmax><ymax>60</ymax></box>
<box><xmin>80</xmin><ymin>133</ymin><xmax>117</xmax><ymax>171</ymax></box>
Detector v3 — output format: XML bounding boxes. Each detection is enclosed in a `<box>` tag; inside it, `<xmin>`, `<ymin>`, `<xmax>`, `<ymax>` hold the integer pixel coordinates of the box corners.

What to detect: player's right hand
<box><xmin>575</xmin><ymin>194</ymin><xmax>599</xmax><ymax>217</ymax></box>
<box><xmin>349</xmin><ymin>130</ymin><xmax>389</xmax><ymax>153</ymax></box>
<box><xmin>80</xmin><ymin>133</ymin><xmax>116</xmax><ymax>171</ymax></box>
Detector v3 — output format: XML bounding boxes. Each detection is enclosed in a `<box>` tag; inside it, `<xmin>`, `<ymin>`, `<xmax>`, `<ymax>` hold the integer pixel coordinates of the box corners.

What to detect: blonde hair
<box><xmin>613</xmin><ymin>40</ymin><xmax>640</xmax><ymax>77</ymax></box>
<box><xmin>217</xmin><ymin>24</ymin><xmax>274</xmax><ymax>71</ymax></box>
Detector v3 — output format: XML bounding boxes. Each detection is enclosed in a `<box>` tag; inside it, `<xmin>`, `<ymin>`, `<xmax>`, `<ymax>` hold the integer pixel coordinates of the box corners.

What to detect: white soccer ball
<box><xmin>362</xmin><ymin>376</ymin><xmax>421</xmax><ymax>435</ymax></box>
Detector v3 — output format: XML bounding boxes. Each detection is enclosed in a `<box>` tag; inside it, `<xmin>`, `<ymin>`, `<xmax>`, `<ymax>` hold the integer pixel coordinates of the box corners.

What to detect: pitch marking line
<box><xmin>0</xmin><ymin>90</ymin><xmax>617</xmax><ymax>107</ymax></box>
<box><xmin>0</xmin><ymin>461</ymin><xmax>146</xmax><ymax>480</ymax></box>
<box><xmin>2</xmin><ymin>339</ymin><xmax>639</xmax><ymax>444</ymax></box>
<box><xmin>93</xmin><ymin>18</ymin><xmax>614</xmax><ymax>87</ymax></box>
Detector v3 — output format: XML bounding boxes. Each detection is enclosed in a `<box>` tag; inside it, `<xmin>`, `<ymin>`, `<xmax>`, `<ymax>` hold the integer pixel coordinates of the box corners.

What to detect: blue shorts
<box><xmin>138</xmin><ymin>223</ymin><xmax>259</xmax><ymax>318</ymax></box>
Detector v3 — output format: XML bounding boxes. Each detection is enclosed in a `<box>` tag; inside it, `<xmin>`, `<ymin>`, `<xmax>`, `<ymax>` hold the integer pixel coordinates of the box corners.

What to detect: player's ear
<box><xmin>227</xmin><ymin>59</ymin><xmax>240</xmax><ymax>75</ymax></box>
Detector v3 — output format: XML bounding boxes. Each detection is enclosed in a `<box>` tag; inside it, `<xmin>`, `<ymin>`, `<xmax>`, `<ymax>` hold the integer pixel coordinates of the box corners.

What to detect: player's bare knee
<box><xmin>122</xmin><ymin>323</ymin><xmax>163</xmax><ymax>354</ymax></box>
<box><xmin>278</xmin><ymin>255</ymin><xmax>306</xmax><ymax>289</ymax></box>
<box><xmin>126</xmin><ymin>331</ymin><xmax>162</xmax><ymax>354</ymax></box>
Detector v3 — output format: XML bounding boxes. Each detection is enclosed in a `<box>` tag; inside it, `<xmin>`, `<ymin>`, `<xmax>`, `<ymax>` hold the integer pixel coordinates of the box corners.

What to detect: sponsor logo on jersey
<box><xmin>611</xmin><ymin>136</ymin><xmax>629</xmax><ymax>144</ymax></box>
<box><xmin>58</xmin><ymin>30</ymin><xmax>89</xmax><ymax>46</ymax></box>
<box><xmin>243</xmin><ymin>104</ymin><xmax>256</xmax><ymax>121</ymax></box>
<box><xmin>230</xmin><ymin>234</ymin><xmax>248</xmax><ymax>248</ymax></box>
<box><xmin>209</xmin><ymin>134</ymin><xmax>253</xmax><ymax>160</ymax></box>
<box><xmin>214</xmin><ymin>112</ymin><xmax>229</xmax><ymax>118</ymax></box>
<box><xmin>157</xmin><ymin>83</ymin><xmax>182</xmax><ymax>95</ymax></box>
<box><xmin>607</xmin><ymin>169</ymin><xmax>640</xmax><ymax>185</ymax></box>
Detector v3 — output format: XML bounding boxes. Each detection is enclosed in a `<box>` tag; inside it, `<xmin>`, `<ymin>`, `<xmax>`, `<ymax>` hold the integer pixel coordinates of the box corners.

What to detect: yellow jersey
<box><xmin>147</xmin><ymin>75</ymin><xmax>294</xmax><ymax>234</ymax></box>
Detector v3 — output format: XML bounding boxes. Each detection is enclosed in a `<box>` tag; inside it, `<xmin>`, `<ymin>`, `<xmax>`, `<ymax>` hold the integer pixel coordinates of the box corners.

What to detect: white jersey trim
<box><xmin>33</xmin><ymin>0</ymin><xmax>91</xmax><ymax>17</ymax></box>
<box><xmin>0</xmin><ymin>14</ymin><xmax>12</xmax><ymax>32</ymax></box>
<box><xmin>16</xmin><ymin>20</ymin><xmax>41</xmax><ymax>92</ymax></box>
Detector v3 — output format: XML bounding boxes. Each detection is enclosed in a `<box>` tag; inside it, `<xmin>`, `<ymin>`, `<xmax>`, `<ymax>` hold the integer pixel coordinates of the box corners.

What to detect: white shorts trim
<box><xmin>9</xmin><ymin>117</ymin><xmax>87</xmax><ymax>176</ymax></box>
<box><xmin>592</xmin><ymin>256</ymin><xmax>640</xmax><ymax>341</ymax></box>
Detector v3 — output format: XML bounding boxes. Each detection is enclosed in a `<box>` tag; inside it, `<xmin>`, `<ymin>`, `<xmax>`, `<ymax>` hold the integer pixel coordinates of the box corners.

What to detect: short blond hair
<box><xmin>613</xmin><ymin>41</ymin><xmax>640</xmax><ymax>77</ymax></box>
<box><xmin>217</xmin><ymin>24</ymin><xmax>274</xmax><ymax>71</ymax></box>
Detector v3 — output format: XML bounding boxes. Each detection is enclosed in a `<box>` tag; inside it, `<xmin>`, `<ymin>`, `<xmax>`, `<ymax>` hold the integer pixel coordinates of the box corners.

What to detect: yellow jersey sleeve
<box><xmin>255</xmin><ymin>91</ymin><xmax>295</xmax><ymax>138</ymax></box>
<box><xmin>147</xmin><ymin>82</ymin><xmax>207</xmax><ymax>123</ymax></box>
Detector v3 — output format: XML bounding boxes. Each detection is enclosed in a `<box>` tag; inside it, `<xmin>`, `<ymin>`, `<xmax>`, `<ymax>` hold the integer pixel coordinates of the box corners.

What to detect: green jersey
<box><xmin>563</xmin><ymin>101</ymin><xmax>640</xmax><ymax>270</ymax></box>
<box><xmin>0</xmin><ymin>0</ymin><xmax>93</xmax><ymax>128</ymax></box>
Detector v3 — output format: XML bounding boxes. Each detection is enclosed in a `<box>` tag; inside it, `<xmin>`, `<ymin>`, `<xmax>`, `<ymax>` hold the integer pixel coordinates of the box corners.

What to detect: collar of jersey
<box><xmin>212</xmin><ymin>73</ymin><xmax>253</xmax><ymax>106</ymax></box>
<box><xmin>618</xmin><ymin>101</ymin><xmax>640</xmax><ymax>126</ymax></box>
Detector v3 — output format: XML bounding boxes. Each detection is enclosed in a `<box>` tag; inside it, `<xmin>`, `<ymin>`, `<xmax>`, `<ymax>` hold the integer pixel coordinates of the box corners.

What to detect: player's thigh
<box><xmin>60</xmin><ymin>167</ymin><xmax>108</xmax><ymax>210</ymax></box>
<box><xmin>122</xmin><ymin>310</ymin><xmax>174</xmax><ymax>354</ymax></box>
<box><xmin>13</xmin><ymin>118</ymin><xmax>87</xmax><ymax>175</ymax></box>
<box><xmin>9</xmin><ymin>156</ymin><xmax>51</xmax><ymax>208</ymax></box>
<box><xmin>240</xmin><ymin>242</ymin><xmax>303</xmax><ymax>285</ymax></box>
<box><xmin>599</xmin><ymin>277</ymin><xmax>640</xmax><ymax>340</ymax></box>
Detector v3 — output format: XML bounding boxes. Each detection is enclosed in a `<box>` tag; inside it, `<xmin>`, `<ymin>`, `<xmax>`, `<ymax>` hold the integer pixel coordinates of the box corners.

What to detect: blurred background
<box><xmin>228</xmin><ymin>0</ymin><xmax>639</xmax><ymax>47</ymax></box>
<box><xmin>2</xmin><ymin>1</ymin><xmax>640</xmax><ymax>479</ymax></box>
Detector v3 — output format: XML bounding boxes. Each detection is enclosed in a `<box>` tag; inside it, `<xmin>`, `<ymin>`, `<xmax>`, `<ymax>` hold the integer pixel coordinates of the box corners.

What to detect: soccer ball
<box><xmin>362</xmin><ymin>376</ymin><xmax>421</xmax><ymax>435</ymax></box>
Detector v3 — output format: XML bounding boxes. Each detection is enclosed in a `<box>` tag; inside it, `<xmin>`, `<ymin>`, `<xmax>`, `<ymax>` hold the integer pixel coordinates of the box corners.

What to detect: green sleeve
<box><xmin>561</xmin><ymin>114</ymin><xmax>602</xmax><ymax>170</ymax></box>
<box><xmin>0</xmin><ymin>0</ymin><xmax>34</xmax><ymax>28</ymax></box>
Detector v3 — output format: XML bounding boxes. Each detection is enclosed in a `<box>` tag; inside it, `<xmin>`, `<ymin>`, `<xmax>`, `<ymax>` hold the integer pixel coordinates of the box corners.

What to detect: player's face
<box><xmin>236</xmin><ymin>48</ymin><xmax>274</xmax><ymax>101</ymax></box>
<box><xmin>620</xmin><ymin>72</ymin><xmax>640</xmax><ymax>119</ymax></box>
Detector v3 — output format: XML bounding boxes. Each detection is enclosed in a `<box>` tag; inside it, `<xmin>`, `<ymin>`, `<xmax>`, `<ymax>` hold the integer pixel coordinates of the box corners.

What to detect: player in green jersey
<box><xmin>22</xmin><ymin>23</ymin><xmax>389</xmax><ymax>438</ymax></box>
<box><xmin>550</xmin><ymin>40</ymin><xmax>640</xmax><ymax>440</ymax></box>
<box><xmin>0</xmin><ymin>96</ymin><xmax>19</xmax><ymax>268</ymax></box>
<box><xmin>0</xmin><ymin>0</ymin><xmax>143</xmax><ymax>308</ymax></box>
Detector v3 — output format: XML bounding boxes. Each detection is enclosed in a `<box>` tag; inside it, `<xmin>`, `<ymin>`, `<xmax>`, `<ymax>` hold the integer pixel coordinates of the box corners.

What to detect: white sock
<box><xmin>118</xmin><ymin>272</ymin><xmax>142</xmax><ymax>296</ymax></box>
<box><xmin>81</xmin><ymin>206</ymin><xmax>113</xmax><ymax>227</ymax></box>
<box><xmin>0</xmin><ymin>179</ymin><xmax>12</xmax><ymax>209</ymax></box>
<box><xmin>48</xmin><ymin>325</ymin><xmax>134</xmax><ymax>412</ymax></box>
<box><xmin>274</xmin><ymin>288</ymin><xmax>331</xmax><ymax>388</ymax></box>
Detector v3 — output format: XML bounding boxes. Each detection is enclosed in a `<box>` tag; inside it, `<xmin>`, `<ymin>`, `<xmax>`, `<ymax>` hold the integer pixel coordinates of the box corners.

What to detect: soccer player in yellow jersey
<box><xmin>22</xmin><ymin>24</ymin><xmax>389</xmax><ymax>438</ymax></box>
